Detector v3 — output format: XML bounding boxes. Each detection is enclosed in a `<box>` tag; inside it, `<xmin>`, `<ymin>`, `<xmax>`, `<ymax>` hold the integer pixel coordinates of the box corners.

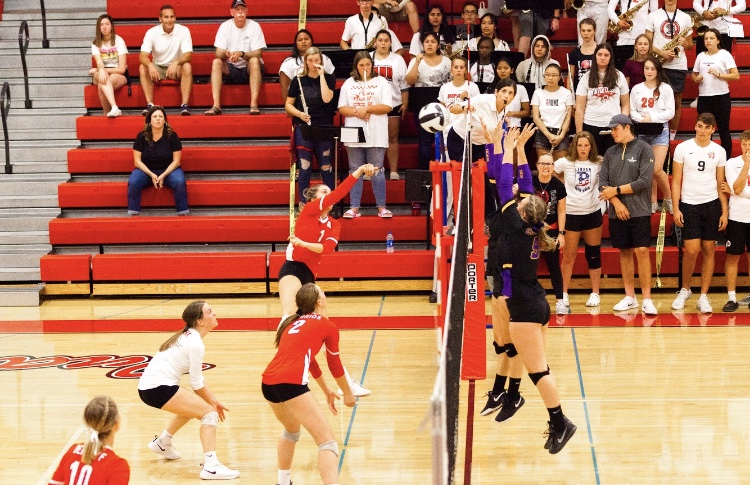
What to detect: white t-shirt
<box><xmin>141</xmin><ymin>23</ymin><xmax>193</xmax><ymax>66</ymax></box>
<box><xmin>673</xmin><ymin>138</ymin><xmax>727</xmax><ymax>205</ymax></box>
<box><xmin>554</xmin><ymin>158</ymin><xmax>602</xmax><ymax>215</ymax></box>
<box><xmin>438</xmin><ymin>80</ymin><xmax>481</xmax><ymax>131</ymax></box>
<box><xmin>629</xmin><ymin>82</ymin><xmax>675</xmax><ymax>124</ymax></box>
<box><xmin>138</xmin><ymin>329</ymin><xmax>205</xmax><ymax>391</ymax></box>
<box><xmin>694</xmin><ymin>0</ymin><xmax>744</xmax><ymax>35</ymax></box>
<box><xmin>451</xmin><ymin>93</ymin><xmax>503</xmax><ymax>146</ymax></box>
<box><xmin>724</xmin><ymin>155</ymin><xmax>750</xmax><ymax>223</ymax></box>
<box><xmin>91</xmin><ymin>35</ymin><xmax>128</xmax><ymax>69</ymax></box>
<box><xmin>466</xmin><ymin>37</ymin><xmax>510</xmax><ymax>51</ymax></box>
<box><xmin>576</xmin><ymin>70</ymin><xmax>629</xmax><ymax>127</ymax></box>
<box><xmin>371</xmin><ymin>51</ymin><xmax>409</xmax><ymax>108</ymax></box>
<box><xmin>338</xmin><ymin>75</ymin><xmax>393</xmax><ymax>148</ymax></box>
<box><xmin>531</xmin><ymin>86</ymin><xmax>575</xmax><ymax>129</ymax></box>
<box><xmin>213</xmin><ymin>18</ymin><xmax>266</xmax><ymax>70</ymax></box>
<box><xmin>342</xmin><ymin>13</ymin><xmax>388</xmax><ymax>50</ymax></box>
<box><xmin>505</xmin><ymin>83</ymin><xmax>529</xmax><ymax>128</ymax></box>
<box><xmin>279</xmin><ymin>55</ymin><xmax>335</xmax><ymax>80</ymax></box>
<box><xmin>470</xmin><ymin>62</ymin><xmax>496</xmax><ymax>85</ymax></box>
<box><xmin>406</xmin><ymin>56</ymin><xmax>452</xmax><ymax>87</ymax></box>
<box><xmin>646</xmin><ymin>8</ymin><xmax>693</xmax><ymax>71</ymax></box>
<box><xmin>693</xmin><ymin>49</ymin><xmax>737</xmax><ymax>97</ymax></box>
<box><xmin>409</xmin><ymin>32</ymin><xmax>450</xmax><ymax>56</ymax></box>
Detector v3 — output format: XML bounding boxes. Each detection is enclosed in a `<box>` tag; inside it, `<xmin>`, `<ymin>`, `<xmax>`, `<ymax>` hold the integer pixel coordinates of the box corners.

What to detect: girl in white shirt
<box><xmin>465</xmin><ymin>13</ymin><xmax>511</xmax><ymax>52</ymax></box>
<box><xmin>630</xmin><ymin>57</ymin><xmax>675</xmax><ymax>213</ymax></box>
<box><xmin>469</xmin><ymin>36</ymin><xmax>497</xmax><ymax>88</ymax></box>
<box><xmin>279</xmin><ymin>29</ymin><xmax>335</xmax><ymax>103</ymax></box>
<box><xmin>692</xmin><ymin>28</ymin><xmax>740</xmax><ymax>158</ymax></box>
<box><xmin>531</xmin><ymin>63</ymin><xmax>574</xmax><ymax>161</ymax></box>
<box><xmin>138</xmin><ymin>301</ymin><xmax>239</xmax><ymax>480</ymax></box>
<box><xmin>371</xmin><ymin>29</ymin><xmax>409</xmax><ymax>180</ymax></box>
<box><xmin>338</xmin><ymin>51</ymin><xmax>393</xmax><ymax>218</ymax></box>
<box><xmin>439</xmin><ymin>56</ymin><xmax>481</xmax><ymax>134</ymax></box>
<box><xmin>554</xmin><ymin>131</ymin><xmax>603</xmax><ymax>309</ymax></box>
<box><xmin>89</xmin><ymin>14</ymin><xmax>128</xmax><ymax>118</ymax></box>
<box><xmin>409</xmin><ymin>5</ymin><xmax>456</xmax><ymax>56</ymax></box>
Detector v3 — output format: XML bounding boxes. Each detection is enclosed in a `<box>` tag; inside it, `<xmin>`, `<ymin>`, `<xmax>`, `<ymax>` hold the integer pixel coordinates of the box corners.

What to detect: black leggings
<box><xmin>697</xmin><ymin>93</ymin><xmax>732</xmax><ymax>158</ymax></box>
<box><xmin>542</xmin><ymin>243</ymin><xmax>563</xmax><ymax>299</ymax></box>
<box><xmin>583</xmin><ymin>123</ymin><xmax>615</xmax><ymax>157</ymax></box>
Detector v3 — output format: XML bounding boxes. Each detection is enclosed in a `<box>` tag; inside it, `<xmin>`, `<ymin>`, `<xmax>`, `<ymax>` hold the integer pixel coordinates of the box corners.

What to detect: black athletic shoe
<box><xmin>429</xmin><ymin>291</ymin><xmax>438</xmax><ymax>303</ymax></box>
<box><xmin>546</xmin><ymin>417</ymin><xmax>577</xmax><ymax>454</ymax></box>
<box><xmin>723</xmin><ymin>300</ymin><xmax>739</xmax><ymax>312</ymax></box>
<box><xmin>495</xmin><ymin>394</ymin><xmax>524</xmax><ymax>422</ymax></box>
<box><xmin>479</xmin><ymin>391</ymin><xmax>505</xmax><ymax>416</ymax></box>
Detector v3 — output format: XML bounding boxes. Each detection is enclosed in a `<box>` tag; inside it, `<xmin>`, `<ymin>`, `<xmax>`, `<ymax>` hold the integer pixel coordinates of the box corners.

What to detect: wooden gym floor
<box><xmin>1</xmin><ymin>292</ymin><xmax>749</xmax><ymax>484</ymax></box>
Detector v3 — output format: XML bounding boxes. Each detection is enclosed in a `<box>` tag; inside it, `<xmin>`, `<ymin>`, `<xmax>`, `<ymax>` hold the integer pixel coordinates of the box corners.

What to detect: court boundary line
<box><xmin>35</xmin><ymin>424</ymin><xmax>85</xmax><ymax>485</ymax></box>
<box><xmin>571</xmin><ymin>328</ymin><xmax>601</xmax><ymax>485</ymax></box>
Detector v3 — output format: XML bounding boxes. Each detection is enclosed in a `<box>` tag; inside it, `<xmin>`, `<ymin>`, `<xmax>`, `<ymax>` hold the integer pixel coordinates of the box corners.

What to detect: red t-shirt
<box><xmin>49</xmin><ymin>443</ymin><xmax>130</xmax><ymax>485</ymax></box>
<box><xmin>262</xmin><ymin>312</ymin><xmax>344</xmax><ymax>385</ymax></box>
<box><xmin>286</xmin><ymin>175</ymin><xmax>358</xmax><ymax>277</ymax></box>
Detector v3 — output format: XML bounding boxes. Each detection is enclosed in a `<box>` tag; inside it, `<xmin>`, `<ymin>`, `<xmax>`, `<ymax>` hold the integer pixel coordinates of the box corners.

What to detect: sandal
<box><xmin>343</xmin><ymin>209</ymin><xmax>361</xmax><ymax>219</ymax></box>
<box><xmin>249</xmin><ymin>106</ymin><xmax>261</xmax><ymax>115</ymax></box>
<box><xmin>204</xmin><ymin>106</ymin><xmax>222</xmax><ymax>115</ymax></box>
<box><xmin>378</xmin><ymin>208</ymin><xmax>393</xmax><ymax>218</ymax></box>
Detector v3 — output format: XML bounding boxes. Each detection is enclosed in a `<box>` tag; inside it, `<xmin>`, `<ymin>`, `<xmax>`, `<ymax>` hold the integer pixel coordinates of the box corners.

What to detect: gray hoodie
<box><xmin>515</xmin><ymin>35</ymin><xmax>559</xmax><ymax>89</ymax></box>
<box><xmin>599</xmin><ymin>137</ymin><xmax>654</xmax><ymax>219</ymax></box>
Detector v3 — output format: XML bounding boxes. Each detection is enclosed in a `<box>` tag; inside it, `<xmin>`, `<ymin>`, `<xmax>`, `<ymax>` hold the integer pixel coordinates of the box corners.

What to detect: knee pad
<box><xmin>585</xmin><ymin>244</ymin><xmax>601</xmax><ymax>270</ymax></box>
<box><xmin>528</xmin><ymin>366</ymin><xmax>550</xmax><ymax>386</ymax></box>
<box><xmin>201</xmin><ymin>411</ymin><xmax>219</xmax><ymax>428</ymax></box>
<box><xmin>318</xmin><ymin>440</ymin><xmax>339</xmax><ymax>457</ymax></box>
<box><xmin>493</xmin><ymin>341</ymin><xmax>506</xmax><ymax>355</ymax></box>
<box><xmin>282</xmin><ymin>430</ymin><xmax>301</xmax><ymax>443</ymax></box>
<box><xmin>505</xmin><ymin>344</ymin><xmax>518</xmax><ymax>358</ymax></box>
<box><xmin>299</xmin><ymin>159</ymin><xmax>311</xmax><ymax>170</ymax></box>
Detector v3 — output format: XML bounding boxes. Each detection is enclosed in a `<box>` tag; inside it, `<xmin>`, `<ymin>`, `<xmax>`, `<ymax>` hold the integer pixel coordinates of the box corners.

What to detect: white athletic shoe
<box><xmin>641</xmin><ymin>298</ymin><xmax>658</xmax><ymax>316</ymax></box>
<box><xmin>671</xmin><ymin>288</ymin><xmax>692</xmax><ymax>310</ymax></box>
<box><xmin>106</xmin><ymin>106</ymin><xmax>122</xmax><ymax>118</ymax></box>
<box><xmin>613</xmin><ymin>296</ymin><xmax>638</xmax><ymax>312</ymax></box>
<box><xmin>585</xmin><ymin>293</ymin><xmax>600</xmax><ymax>307</ymax></box>
<box><xmin>200</xmin><ymin>462</ymin><xmax>240</xmax><ymax>480</ymax></box>
<box><xmin>555</xmin><ymin>300</ymin><xmax>568</xmax><ymax>315</ymax></box>
<box><xmin>696</xmin><ymin>294</ymin><xmax>713</xmax><ymax>314</ymax></box>
<box><xmin>338</xmin><ymin>378</ymin><xmax>371</xmax><ymax>397</ymax></box>
<box><xmin>651</xmin><ymin>202</ymin><xmax>658</xmax><ymax>214</ymax></box>
<box><xmin>562</xmin><ymin>292</ymin><xmax>570</xmax><ymax>307</ymax></box>
<box><xmin>148</xmin><ymin>436</ymin><xmax>181</xmax><ymax>460</ymax></box>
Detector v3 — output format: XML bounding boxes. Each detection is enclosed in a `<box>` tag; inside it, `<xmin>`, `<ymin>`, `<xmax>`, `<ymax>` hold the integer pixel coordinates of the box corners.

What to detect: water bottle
<box><xmin>386</xmin><ymin>232</ymin><xmax>395</xmax><ymax>253</ymax></box>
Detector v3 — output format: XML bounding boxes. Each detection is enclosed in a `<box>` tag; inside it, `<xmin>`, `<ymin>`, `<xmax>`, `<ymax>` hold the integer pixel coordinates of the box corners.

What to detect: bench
<box><xmin>40</xmin><ymin>254</ymin><xmax>92</xmax><ymax>295</ymax></box>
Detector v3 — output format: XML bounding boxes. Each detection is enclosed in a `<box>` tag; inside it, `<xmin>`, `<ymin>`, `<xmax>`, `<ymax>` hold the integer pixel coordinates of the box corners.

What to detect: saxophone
<box><xmin>654</xmin><ymin>13</ymin><xmax>701</xmax><ymax>64</ymax></box>
<box><xmin>607</xmin><ymin>0</ymin><xmax>649</xmax><ymax>34</ymax></box>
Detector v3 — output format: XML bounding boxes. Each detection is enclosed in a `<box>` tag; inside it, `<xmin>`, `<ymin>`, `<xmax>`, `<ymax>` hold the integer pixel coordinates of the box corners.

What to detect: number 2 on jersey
<box><xmin>288</xmin><ymin>319</ymin><xmax>306</xmax><ymax>334</ymax></box>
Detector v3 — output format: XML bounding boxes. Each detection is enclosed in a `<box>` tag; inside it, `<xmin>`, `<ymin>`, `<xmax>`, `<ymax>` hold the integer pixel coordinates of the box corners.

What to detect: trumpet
<box><xmin>654</xmin><ymin>13</ymin><xmax>702</xmax><ymax>63</ymax></box>
<box><xmin>607</xmin><ymin>0</ymin><xmax>649</xmax><ymax>34</ymax></box>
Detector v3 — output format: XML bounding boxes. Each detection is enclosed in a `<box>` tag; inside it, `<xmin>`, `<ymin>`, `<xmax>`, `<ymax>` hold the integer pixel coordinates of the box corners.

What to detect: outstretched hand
<box><xmin>503</xmin><ymin>127</ymin><xmax>519</xmax><ymax>154</ymax></box>
<box><xmin>517</xmin><ymin>123</ymin><xmax>537</xmax><ymax>146</ymax></box>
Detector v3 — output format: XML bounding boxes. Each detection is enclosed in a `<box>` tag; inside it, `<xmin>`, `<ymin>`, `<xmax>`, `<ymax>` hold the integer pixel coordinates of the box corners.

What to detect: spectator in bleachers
<box><xmin>720</xmin><ymin>129</ymin><xmax>750</xmax><ymax>312</ymax></box>
<box><xmin>575</xmin><ymin>43</ymin><xmax>630</xmax><ymax>155</ymax></box>
<box><xmin>692</xmin><ymin>28</ymin><xmax>739</xmax><ymax>158</ymax></box>
<box><xmin>671</xmin><ymin>112</ymin><xmax>728</xmax><ymax>314</ymax></box>
<box><xmin>138</xmin><ymin>4</ymin><xmax>193</xmax><ymax>116</ymax></box>
<box><xmin>408</xmin><ymin>5</ymin><xmax>456</xmax><ymax>57</ymax></box>
<box><xmin>629</xmin><ymin>57</ymin><xmax>674</xmax><ymax>213</ymax></box>
<box><xmin>371</xmin><ymin>30</ymin><xmax>409</xmax><ymax>180</ymax></box>
<box><xmin>466</xmin><ymin>13</ymin><xmax>510</xmax><ymax>51</ymax></box>
<box><xmin>645</xmin><ymin>0</ymin><xmax>693</xmax><ymax>141</ymax></box>
<box><xmin>440</xmin><ymin>56</ymin><xmax>481</xmax><ymax>134</ymax></box>
<box><xmin>285</xmin><ymin>47</ymin><xmax>336</xmax><ymax>210</ymax></box>
<box><xmin>693</xmin><ymin>0</ymin><xmax>743</xmax><ymax>55</ymax></box>
<box><xmin>371</xmin><ymin>8</ymin><xmax>407</xmax><ymax>55</ymax></box>
<box><xmin>554</xmin><ymin>131</ymin><xmax>603</xmax><ymax>311</ymax></box>
<box><xmin>374</xmin><ymin>0</ymin><xmax>420</xmax><ymax>33</ymax></box>
<box><xmin>531</xmin><ymin>63</ymin><xmax>574</xmax><ymax>161</ymax></box>
<box><xmin>205</xmin><ymin>0</ymin><xmax>267</xmax><ymax>116</ymax></box>
<box><xmin>573</xmin><ymin>0</ymin><xmax>609</xmax><ymax>45</ymax></box>
<box><xmin>338</xmin><ymin>51</ymin><xmax>393</xmax><ymax>218</ymax></box>
<box><xmin>341</xmin><ymin>0</ymin><xmax>389</xmax><ymax>50</ymax></box>
<box><xmin>490</xmin><ymin>57</ymin><xmax>530</xmax><ymax>127</ymax></box>
<box><xmin>567</xmin><ymin>18</ymin><xmax>597</xmax><ymax>93</ymax></box>
<box><xmin>622</xmin><ymin>34</ymin><xmax>652</xmax><ymax>87</ymax></box>
<box><xmin>469</xmin><ymin>37</ymin><xmax>498</xmax><ymax>87</ymax></box>
<box><xmin>515</xmin><ymin>0</ymin><xmax>563</xmax><ymax>58</ymax></box>
<box><xmin>279</xmin><ymin>30</ymin><xmax>335</xmax><ymax>103</ymax></box>
<box><xmin>607</xmin><ymin>0</ymin><xmax>658</xmax><ymax>48</ymax></box>
<box><xmin>89</xmin><ymin>14</ymin><xmax>128</xmax><ymax>118</ymax></box>
<box><xmin>455</xmin><ymin>1</ymin><xmax>481</xmax><ymax>42</ymax></box>
<box><xmin>406</xmin><ymin>32</ymin><xmax>451</xmax><ymax>169</ymax></box>
<box><xmin>516</xmin><ymin>35</ymin><xmax>559</xmax><ymax>90</ymax></box>
<box><xmin>598</xmin><ymin>114</ymin><xmax>656</xmax><ymax>315</ymax></box>
<box><xmin>128</xmin><ymin>106</ymin><xmax>188</xmax><ymax>216</ymax></box>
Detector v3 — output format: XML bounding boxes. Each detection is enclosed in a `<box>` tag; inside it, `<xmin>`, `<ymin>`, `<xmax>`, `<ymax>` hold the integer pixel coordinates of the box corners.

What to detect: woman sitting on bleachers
<box><xmin>408</xmin><ymin>4</ymin><xmax>456</xmax><ymax>57</ymax></box>
<box><xmin>89</xmin><ymin>14</ymin><xmax>128</xmax><ymax>118</ymax></box>
<box><xmin>469</xmin><ymin>37</ymin><xmax>497</xmax><ymax>89</ymax></box>
<box><xmin>128</xmin><ymin>106</ymin><xmax>189</xmax><ymax>216</ymax></box>
<box><xmin>464</xmin><ymin>13</ymin><xmax>510</xmax><ymax>52</ymax></box>
<box><xmin>279</xmin><ymin>29</ymin><xmax>335</xmax><ymax>103</ymax></box>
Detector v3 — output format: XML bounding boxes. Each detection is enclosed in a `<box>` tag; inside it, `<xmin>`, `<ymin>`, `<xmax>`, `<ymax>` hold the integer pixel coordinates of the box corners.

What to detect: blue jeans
<box><xmin>295</xmin><ymin>124</ymin><xmax>334</xmax><ymax>202</ymax></box>
<box><xmin>127</xmin><ymin>167</ymin><xmax>189</xmax><ymax>215</ymax></box>
<box><xmin>346</xmin><ymin>146</ymin><xmax>386</xmax><ymax>208</ymax></box>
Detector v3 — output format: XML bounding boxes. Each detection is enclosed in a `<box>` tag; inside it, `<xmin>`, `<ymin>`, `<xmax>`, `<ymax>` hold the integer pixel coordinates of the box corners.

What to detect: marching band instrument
<box><xmin>607</xmin><ymin>0</ymin><xmax>649</xmax><ymax>34</ymax></box>
<box><xmin>572</xmin><ymin>0</ymin><xmax>585</xmax><ymax>10</ymax></box>
<box><xmin>654</xmin><ymin>13</ymin><xmax>702</xmax><ymax>63</ymax></box>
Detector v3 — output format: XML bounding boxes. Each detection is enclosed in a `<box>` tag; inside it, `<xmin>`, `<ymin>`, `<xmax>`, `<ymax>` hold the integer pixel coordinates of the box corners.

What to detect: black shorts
<box><xmin>533</xmin><ymin>128</ymin><xmax>571</xmax><ymax>152</ymax></box>
<box><xmin>388</xmin><ymin>104</ymin><xmax>402</xmax><ymax>118</ymax></box>
<box><xmin>224</xmin><ymin>63</ymin><xmax>250</xmax><ymax>84</ymax></box>
<box><xmin>261</xmin><ymin>383</ymin><xmax>310</xmax><ymax>403</ymax></box>
<box><xmin>726</xmin><ymin>219</ymin><xmax>750</xmax><ymax>255</ymax></box>
<box><xmin>664</xmin><ymin>68</ymin><xmax>687</xmax><ymax>94</ymax></box>
<box><xmin>679</xmin><ymin>199</ymin><xmax>721</xmax><ymax>241</ymax></box>
<box><xmin>278</xmin><ymin>260</ymin><xmax>315</xmax><ymax>284</ymax></box>
<box><xmin>507</xmin><ymin>297</ymin><xmax>550</xmax><ymax>325</ymax></box>
<box><xmin>609</xmin><ymin>216</ymin><xmax>651</xmax><ymax>249</ymax></box>
<box><xmin>139</xmin><ymin>385</ymin><xmax>179</xmax><ymax>409</ymax></box>
<box><xmin>566</xmin><ymin>210</ymin><xmax>603</xmax><ymax>232</ymax></box>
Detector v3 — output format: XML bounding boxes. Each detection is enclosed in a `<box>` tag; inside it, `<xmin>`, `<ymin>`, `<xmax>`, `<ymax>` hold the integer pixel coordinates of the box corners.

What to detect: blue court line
<box><xmin>338</xmin><ymin>330</ymin><xmax>377</xmax><ymax>473</ymax></box>
<box><xmin>377</xmin><ymin>294</ymin><xmax>386</xmax><ymax>316</ymax></box>
<box><xmin>571</xmin><ymin>328</ymin><xmax>601</xmax><ymax>485</ymax></box>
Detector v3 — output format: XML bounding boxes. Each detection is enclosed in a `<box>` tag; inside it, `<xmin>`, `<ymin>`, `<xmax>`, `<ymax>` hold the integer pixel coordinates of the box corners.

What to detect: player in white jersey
<box><xmin>671</xmin><ymin>113</ymin><xmax>728</xmax><ymax>313</ymax></box>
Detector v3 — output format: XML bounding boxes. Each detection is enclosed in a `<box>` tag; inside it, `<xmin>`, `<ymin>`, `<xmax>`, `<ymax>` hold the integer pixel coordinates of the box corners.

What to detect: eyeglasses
<box><xmin>544</xmin><ymin>73</ymin><xmax>560</xmax><ymax>77</ymax></box>
<box><xmin>538</xmin><ymin>163</ymin><xmax>554</xmax><ymax>166</ymax></box>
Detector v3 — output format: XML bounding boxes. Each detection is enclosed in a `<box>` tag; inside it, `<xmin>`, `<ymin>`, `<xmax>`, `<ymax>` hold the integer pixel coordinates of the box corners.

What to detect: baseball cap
<box><xmin>607</xmin><ymin>114</ymin><xmax>633</xmax><ymax>128</ymax></box>
<box><xmin>231</xmin><ymin>0</ymin><xmax>247</xmax><ymax>8</ymax></box>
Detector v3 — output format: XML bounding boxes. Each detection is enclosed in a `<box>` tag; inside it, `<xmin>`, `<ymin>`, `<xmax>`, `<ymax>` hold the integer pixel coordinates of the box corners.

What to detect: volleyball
<box><xmin>418</xmin><ymin>102</ymin><xmax>449</xmax><ymax>134</ymax></box>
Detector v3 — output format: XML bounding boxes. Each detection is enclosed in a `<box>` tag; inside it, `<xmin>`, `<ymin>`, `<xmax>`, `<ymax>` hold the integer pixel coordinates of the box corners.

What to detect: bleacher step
<box><xmin>10</xmin><ymin>161</ymin><xmax>70</xmax><ymax>174</ymax></box>
<box><xmin>0</xmin><ymin>208</ymin><xmax>60</xmax><ymax>232</ymax></box>
<box><xmin>0</xmin><ymin>284</ymin><xmax>42</xmax><ymax>307</ymax></box>
<box><xmin>0</xmin><ymin>231</ymin><xmax>50</xmax><ymax>245</ymax></box>
<box><xmin>6</xmin><ymin>128</ymin><xmax>78</xmax><ymax>141</ymax></box>
<box><xmin>0</xmin><ymin>250</ymin><xmax>50</xmax><ymax>269</ymax></box>
<box><xmin>5</xmin><ymin>110</ymin><xmax>83</xmax><ymax>130</ymax></box>
<box><xmin>0</xmin><ymin>195</ymin><xmax>59</xmax><ymax>208</ymax></box>
<box><xmin>10</xmin><ymin>142</ymin><xmax>79</xmax><ymax>163</ymax></box>
<box><xmin>0</xmin><ymin>175</ymin><xmax>69</xmax><ymax>196</ymax></box>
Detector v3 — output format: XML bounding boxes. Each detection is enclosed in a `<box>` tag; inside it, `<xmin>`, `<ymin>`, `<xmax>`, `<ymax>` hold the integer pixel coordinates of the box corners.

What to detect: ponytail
<box><xmin>81</xmin><ymin>396</ymin><xmax>119</xmax><ymax>465</ymax></box>
<box><xmin>159</xmin><ymin>300</ymin><xmax>206</xmax><ymax>352</ymax></box>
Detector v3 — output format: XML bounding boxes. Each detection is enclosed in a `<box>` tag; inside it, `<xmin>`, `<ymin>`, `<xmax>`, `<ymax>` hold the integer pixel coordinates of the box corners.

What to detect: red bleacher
<box><xmin>92</xmin><ymin>252</ymin><xmax>268</xmax><ymax>281</ymax></box>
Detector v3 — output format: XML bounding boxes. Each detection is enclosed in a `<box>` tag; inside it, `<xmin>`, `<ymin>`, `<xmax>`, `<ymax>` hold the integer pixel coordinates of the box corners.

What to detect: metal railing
<box><xmin>18</xmin><ymin>21</ymin><xmax>32</xmax><ymax>109</ymax></box>
<box><xmin>1</xmin><ymin>82</ymin><xmax>11</xmax><ymax>174</ymax></box>
<box><xmin>40</xmin><ymin>0</ymin><xmax>50</xmax><ymax>48</ymax></box>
